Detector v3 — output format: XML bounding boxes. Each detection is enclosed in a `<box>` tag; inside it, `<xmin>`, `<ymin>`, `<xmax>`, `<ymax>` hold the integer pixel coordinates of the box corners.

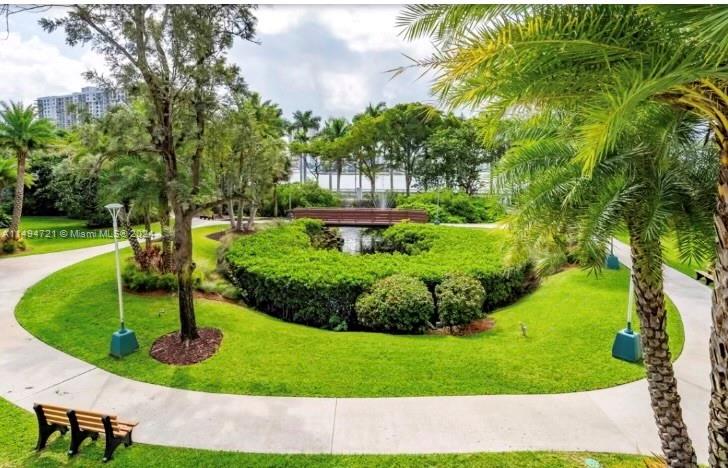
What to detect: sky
<box><xmin>0</xmin><ymin>5</ymin><xmax>438</xmax><ymax>121</ymax></box>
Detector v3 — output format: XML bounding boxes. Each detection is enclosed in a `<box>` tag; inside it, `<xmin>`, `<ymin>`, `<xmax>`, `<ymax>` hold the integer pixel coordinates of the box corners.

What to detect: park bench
<box><xmin>33</xmin><ymin>403</ymin><xmax>138</xmax><ymax>462</ymax></box>
<box><xmin>696</xmin><ymin>270</ymin><xmax>715</xmax><ymax>285</ymax></box>
<box><xmin>292</xmin><ymin>207</ymin><xmax>428</xmax><ymax>226</ymax></box>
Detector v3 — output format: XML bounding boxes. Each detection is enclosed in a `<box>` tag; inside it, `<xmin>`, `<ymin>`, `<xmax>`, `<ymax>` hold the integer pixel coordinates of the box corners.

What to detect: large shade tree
<box><xmin>43</xmin><ymin>5</ymin><xmax>257</xmax><ymax>341</ymax></box>
<box><xmin>0</xmin><ymin>102</ymin><xmax>55</xmax><ymax>242</ymax></box>
<box><xmin>398</xmin><ymin>4</ymin><xmax>728</xmax><ymax>466</ymax></box>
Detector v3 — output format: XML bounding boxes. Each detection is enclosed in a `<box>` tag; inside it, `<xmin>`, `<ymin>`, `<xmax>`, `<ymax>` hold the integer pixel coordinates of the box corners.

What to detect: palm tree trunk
<box><xmin>709</xmin><ymin>148</ymin><xmax>728</xmax><ymax>466</ymax></box>
<box><xmin>336</xmin><ymin>160</ymin><xmax>342</xmax><ymax>192</ymax></box>
<box><xmin>629</xmin><ymin>228</ymin><xmax>697</xmax><ymax>467</ymax></box>
<box><xmin>6</xmin><ymin>149</ymin><xmax>27</xmax><ymax>241</ymax></box>
<box><xmin>122</xmin><ymin>206</ymin><xmax>144</xmax><ymax>269</ymax></box>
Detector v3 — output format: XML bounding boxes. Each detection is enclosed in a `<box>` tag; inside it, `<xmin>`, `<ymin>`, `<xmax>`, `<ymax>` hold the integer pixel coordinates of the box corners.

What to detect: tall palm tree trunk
<box><xmin>709</xmin><ymin>149</ymin><xmax>728</xmax><ymax>466</ymax></box>
<box><xmin>629</xmin><ymin>228</ymin><xmax>697</xmax><ymax>467</ymax></box>
<box><xmin>6</xmin><ymin>149</ymin><xmax>27</xmax><ymax>241</ymax></box>
<box><xmin>122</xmin><ymin>206</ymin><xmax>144</xmax><ymax>269</ymax></box>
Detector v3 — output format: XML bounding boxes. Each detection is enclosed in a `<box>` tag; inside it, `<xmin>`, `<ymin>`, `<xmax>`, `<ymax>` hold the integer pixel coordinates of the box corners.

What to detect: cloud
<box><xmin>319</xmin><ymin>72</ymin><xmax>369</xmax><ymax>114</ymax></box>
<box><xmin>0</xmin><ymin>32</ymin><xmax>106</xmax><ymax>103</ymax></box>
<box><xmin>255</xmin><ymin>5</ymin><xmax>307</xmax><ymax>35</ymax></box>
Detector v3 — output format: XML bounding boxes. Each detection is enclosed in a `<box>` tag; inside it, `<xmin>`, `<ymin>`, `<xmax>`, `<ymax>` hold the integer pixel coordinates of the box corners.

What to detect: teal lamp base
<box><xmin>612</xmin><ymin>328</ymin><xmax>642</xmax><ymax>363</ymax></box>
<box><xmin>605</xmin><ymin>254</ymin><xmax>620</xmax><ymax>270</ymax></box>
<box><xmin>110</xmin><ymin>328</ymin><xmax>139</xmax><ymax>358</ymax></box>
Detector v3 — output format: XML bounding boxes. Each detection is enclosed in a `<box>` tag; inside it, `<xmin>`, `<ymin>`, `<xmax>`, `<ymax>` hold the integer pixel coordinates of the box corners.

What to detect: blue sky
<box><xmin>0</xmin><ymin>5</ymin><xmax>436</xmax><ymax>121</ymax></box>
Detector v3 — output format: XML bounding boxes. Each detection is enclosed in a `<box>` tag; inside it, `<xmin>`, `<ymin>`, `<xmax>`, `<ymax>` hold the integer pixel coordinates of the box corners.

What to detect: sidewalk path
<box><xmin>0</xmin><ymin>223</ymin><xmax>711</xmax><ymax>462</ymax></box>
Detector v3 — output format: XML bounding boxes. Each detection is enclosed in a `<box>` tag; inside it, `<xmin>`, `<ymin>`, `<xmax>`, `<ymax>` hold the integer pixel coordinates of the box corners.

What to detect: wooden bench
<box><xmin>696</xmin><ymin>270</ymin><xmax>715</xmax><ymax>285</ymax></box>
<box><xmin>292</xmin><ymin>208</ymin><xmax>428</xmax><ymax>226</ymax></box>
<box><xmin>34</xmin><ymin>403</ymin><xmax>138</xmax><ymax>462</ymax></box>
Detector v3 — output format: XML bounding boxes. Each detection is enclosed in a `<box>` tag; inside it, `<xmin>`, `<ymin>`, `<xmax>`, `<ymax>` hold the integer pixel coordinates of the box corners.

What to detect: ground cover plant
<box><xmin>395</xmin><ymin>190</ymin><xmax>505</xmax><ymax>224</ymax></box>
<box><xmin>0</xmin><ymin>397</ymin><xmax>660</xmax><ymax>468</ymax></box>
<box><xmin>225</xmin><ymin>220</ymin><xmax>533</xmax><ymax>330</ymax></box>
<box><xmin>16</xmin><ymin>242</ymin><xmax>683</xmax><ymax>396</ymax></box>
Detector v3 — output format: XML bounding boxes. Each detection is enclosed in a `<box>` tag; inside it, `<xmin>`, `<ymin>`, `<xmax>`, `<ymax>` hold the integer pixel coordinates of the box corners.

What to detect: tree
<box><xmin>381</xmin><ymin>103</ymin><xmax>441</xmax><ymax>195</ymax></box>
<box><xmin>319</xmin><ymin>117</ymin><xmax>350</xmax><ymax>192</ymax></box>
<box><xmin>499</xmin><ymin>109</ymin><xmax>713</xmax><ymax>466</ymax></box>
<box><xmin>423</xmin><ymin>117</ymin><xmax>493</xmax><ymax>194</ymax></box>
<box><xmin>43</xmin><ymin>5</ymin><xmax>257</xmax><ymax>341</ymax></box>
<box><xmin>343</xmin><ymin>115</ymin><xmax>386</xmax><ymax>198</ymax></box>
<box><xmin>398</xmin><ymin>5</ymin><xmax>728</xmax><ymax>465</ymax></box>
<box><xmin>290</xmin><ymin>110</ymin><xmax>321</xmax><ymax>181</ymax></box>
<box><xmin>0</xmin><ymin>102</ymin><xmax>55</xmax><ymax>241</ymax></box>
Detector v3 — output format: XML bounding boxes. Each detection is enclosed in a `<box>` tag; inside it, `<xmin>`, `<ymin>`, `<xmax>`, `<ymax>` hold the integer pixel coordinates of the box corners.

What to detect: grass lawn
<box><xmin>0</xmin><ymin>216</ymin><xmax>161</xmax><ymax>257</ymax></box>
<box><xmin>614</xmin><ymin>231</ymin><xmax>711</xmax><ymax>280</ymax></box>
<box><xmin>0</xmin><ymin>397</ymin><xmax>663</xmax><ymax>468</ymax></box>
<box><xmin>15</xmin><ymin>225</ymin><xmax>684</xmax><ymax>397</ymax></box>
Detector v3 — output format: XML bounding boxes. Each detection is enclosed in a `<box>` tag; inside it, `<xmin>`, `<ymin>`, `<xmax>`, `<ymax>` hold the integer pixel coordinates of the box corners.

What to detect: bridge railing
<box><xmin>292</xmin><ymin>208</ymin><xmax>428</xmax><ymax>226</ymax></box>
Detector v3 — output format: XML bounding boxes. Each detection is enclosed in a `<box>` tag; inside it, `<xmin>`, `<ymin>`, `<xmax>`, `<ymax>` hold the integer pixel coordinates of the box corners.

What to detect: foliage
<box><xmin>0</xmin><ymin>237</ymin><xmax>25</xmax><ymax>253</ymax></box>
<box><xmin>395</xmin><ymin>190</ymin><xmax>505</xmax><ymax>223</ymax></box>
<box><xmin>122</xmin><ymin>262</ymin><xmax>177</xmax><ymax>292</ymax></box>
<box><xmin>355</xmin><ymin>274</ymin><xmax>434</xmax><ymax>333</ymax></box>
<box><xmin>225</xmin><ymin>221</ymin><xmax>533</xmax><ymax>330</ymax></box>
<box><xmin>435</xmin><ymin>272</ymin><xmax>486</xmax><ymax>329</ymax></box>
<box><xmin>261</xmin><ymin>181</ymin><xmax>340</xmax><ymax>216</ymax></box>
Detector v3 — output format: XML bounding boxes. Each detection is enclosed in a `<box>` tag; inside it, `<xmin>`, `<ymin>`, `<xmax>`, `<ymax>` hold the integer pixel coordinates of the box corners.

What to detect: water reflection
<box><xmin>338</xmin><ymin>227</ymin><xmax>381</xmax><ymax>254</ymax></box>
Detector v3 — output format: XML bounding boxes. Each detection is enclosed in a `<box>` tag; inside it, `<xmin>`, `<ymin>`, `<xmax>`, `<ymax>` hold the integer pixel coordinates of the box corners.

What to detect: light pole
<box><xmin>105</xmin><ymin>203</ymin><xmax>139</xmax><ymax>358</ymax></box>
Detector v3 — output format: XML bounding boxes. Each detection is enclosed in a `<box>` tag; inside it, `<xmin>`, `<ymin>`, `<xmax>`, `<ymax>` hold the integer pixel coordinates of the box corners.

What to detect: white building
<box><xmin>36</xmin><ymin>86</ymin><xmax>127</xmax><ymax>129</ymax></box>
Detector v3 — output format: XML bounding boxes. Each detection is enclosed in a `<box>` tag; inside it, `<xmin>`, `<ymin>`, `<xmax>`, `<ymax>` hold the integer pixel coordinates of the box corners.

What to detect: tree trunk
<box><xmin>246</xmin><ymin>203</ymin><xmax>257</xmax><ymax>231</ymax></box>
<box><xmin>370</xmin><ymin>175</ymin><xmax>376</xmax><ymax>198</ymax></box>
<box><xmin>6</xmin><ymin>150</ymin><xmax>27</xmax><ymax>241</ymax></box>
<box><xmin>302</xmin><ymin>155</ymin><xmax>307</xmax><ymax>181</ymax></box>
<box><xmin>158</xmin><ymin>195</ymin><xmax>173</xmax><ymax>274</ymax></box>
<box><xmin>273</xmin><ymin>183</ymin><xmax>279</xmax><ymax>218</ymax></box>
<box><xmin>173</xmin><ymin>209</ymin><xmax>198</xmax><ymax>341</ymax></box>
<box><xmin>236</xmin><ymin>199</ymin><xmax>245</xmax><ymax>232</ymax></box>
<box><xmin>336</xmin><ymin>161</ymin><xmax>342</xmax><ymax>192</ymax></box>
<box><xmin>709</xmin><ymin>148</ymin><xmax>728</xmax><ymax>466</ymax></box>
<box><xmin>329</xmin><ymin>170</ymin><xmax>332</xmax><ymax>191</ymax></box>
<box><xmin>405</xmin><ymin>174</ymin><xmax>411</xmax><ymax>196</ymax></box>
<box><xmin>629</xmin><ymin>228</ymin><xmax>697</xmax><ymax>467</ymax></box>
<box><xmin>227</xmin><ymin>199</ymin><xmax>236</xmax><ymax>229</ymax></box>
<box><xmin>122</xmin><ymin>206</ymin><xmax>144</xmax><ymax>268</ymax></box>
<box><xmin>390</xmin><ymin>167</ymin><xmax>394</xmax><ymax>192</ymax></box>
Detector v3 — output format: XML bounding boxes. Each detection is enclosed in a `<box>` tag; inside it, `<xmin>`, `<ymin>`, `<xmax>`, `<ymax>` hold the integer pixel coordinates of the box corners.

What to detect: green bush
<box><xmin>225</xmin><ymin>220</ymin><xmax>534</xmax><ymax>330</ymax></box>
<box><xmin>436</xmin><ymin>273</ymin><xmax>486</xmax><ymax>328</ymax></box>
<box><xmin>395</xmin><ymin>190</ymin><xmax>505</xmax><ymax>224</ymax></box>
<box><xmin>122</xmin><ymin>263</ymin><xmax>177</xmax><ymax>292</ymax></box>
<box><xmin>356</xmin><ymin>275</ymin><xmax>434</xmax><ymax>333</ymax></box>
<box><xmin>261</xmin><ymin>181</ymin><xmax>340</xmax><ymax>217</ymax></box>
<box><xmin>0</xmin><ymin>238</ymin><xmax>26</xmax><ymax>254</ymax></box>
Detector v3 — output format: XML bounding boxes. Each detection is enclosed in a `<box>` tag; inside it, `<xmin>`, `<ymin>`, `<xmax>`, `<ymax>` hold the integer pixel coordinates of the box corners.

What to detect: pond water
<box><xmin>338</xmin><ymin>227</ymin><xmax>382</xmax><ymax>254</ymax></box>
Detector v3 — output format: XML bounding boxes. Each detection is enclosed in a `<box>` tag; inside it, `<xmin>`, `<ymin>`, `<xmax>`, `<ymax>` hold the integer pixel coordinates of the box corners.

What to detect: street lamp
<box><xmin>105</xmin><ymin>203</ymin><xmax>139</xmax><ymax>358</ymax></box>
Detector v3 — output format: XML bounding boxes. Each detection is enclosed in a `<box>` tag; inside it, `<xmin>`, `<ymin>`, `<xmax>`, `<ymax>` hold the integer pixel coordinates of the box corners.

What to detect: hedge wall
<box><xmin>225</xmin><ymin>220</ymin><xmax>535</xmax><ymax>330</ymax></box>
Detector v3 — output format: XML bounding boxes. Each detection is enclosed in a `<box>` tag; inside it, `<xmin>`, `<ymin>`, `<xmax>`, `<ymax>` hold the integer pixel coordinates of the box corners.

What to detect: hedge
<box><xmin>395</xmin><ymin>190</ymin><xmax>505</xmax><ymax>224</ymax></box>
<box><xmin>225</xmin><ymin>220</ymin><xmax>535</xmax><ymax>330</ymax></box>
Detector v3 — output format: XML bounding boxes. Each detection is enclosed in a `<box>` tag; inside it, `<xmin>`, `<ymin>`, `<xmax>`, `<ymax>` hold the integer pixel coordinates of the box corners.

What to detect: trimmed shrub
<box><xmin>0</xmin><ymin>238</ymin><xmax>26</xmax><ymax>254</ymax></box>
<box><xmin>225</xmin><ymin>220</ymin><xmax>534</xmax><ymax>330</ymax></box>
<box><xmin>436</xmin><ymin>273</ymin><xmax>486</xmax><ymax>329</ymax></box>
<box><xmin>356</xmin><ymin>275</ymin><xmax>434</xmax><ymax>333</ymax></box>
<box><xmin>395</xmin><ymin>190</ymin><xmax>505</xmax><ymax>224</ymax></box>
<box><xmin>122</xmin><ymin>263</ymin><xmax>177</xmax><ymax>292</ymax></box>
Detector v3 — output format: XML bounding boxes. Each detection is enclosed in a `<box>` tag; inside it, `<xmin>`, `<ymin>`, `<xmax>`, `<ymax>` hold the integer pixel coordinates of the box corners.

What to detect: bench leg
<box><xmin>33</xmin><ymin>404</ymin><xmax>66</xmax><ymax>451</ymax></box>
<box><xmin>101</xmin><ymin>415</ymin><xmax>129</xmax><ymax>462</ymax></box>
<box><xmin>66</xmin><ymin>410</ymin><xmax>98</xmax><ymax>456</ymax></box>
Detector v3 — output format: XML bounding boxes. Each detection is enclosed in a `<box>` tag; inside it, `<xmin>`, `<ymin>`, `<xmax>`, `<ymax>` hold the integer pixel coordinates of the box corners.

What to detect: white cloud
<box><xmin>319</xmin><ymin>72</ymin><xmax>369</xmax><ymax>114</ymax></box>
<box><xmin>255</xmin><ymin>5</ymin><xmax>307</xmax><ymax>35</ymax></box>
<box><xmin>0</xmin><ymin>32</ymin><xmax>106</xmax><ymax>104</ymax></box>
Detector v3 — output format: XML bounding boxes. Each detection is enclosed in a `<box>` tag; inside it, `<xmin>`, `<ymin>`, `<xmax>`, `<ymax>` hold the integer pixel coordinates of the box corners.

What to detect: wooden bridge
<box><xmin>292</xmin><ymin>208</ymin><xmax>428</xmax><ymax>226</ymax></box>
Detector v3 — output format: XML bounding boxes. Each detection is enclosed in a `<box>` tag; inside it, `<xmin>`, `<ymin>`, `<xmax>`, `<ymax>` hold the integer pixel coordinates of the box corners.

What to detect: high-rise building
<box><xmin>35</xmin><ymin>86</ymin><xmax>127</xmax><ymax>129</ymax></box>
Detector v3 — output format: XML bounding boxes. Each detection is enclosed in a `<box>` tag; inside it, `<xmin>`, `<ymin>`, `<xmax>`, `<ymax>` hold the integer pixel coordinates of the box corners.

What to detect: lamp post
<box><xmin>105</xmin><ymin>203</ymin><xmax>139</xmax><ymax>358</ymax></box>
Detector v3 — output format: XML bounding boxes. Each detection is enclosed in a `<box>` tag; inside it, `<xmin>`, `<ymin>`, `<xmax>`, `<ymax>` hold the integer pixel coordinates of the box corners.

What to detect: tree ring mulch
<box><xmin>150</xmin><ymin>327</ymin><xmax>223</xmax><ymax>365</ymax></box>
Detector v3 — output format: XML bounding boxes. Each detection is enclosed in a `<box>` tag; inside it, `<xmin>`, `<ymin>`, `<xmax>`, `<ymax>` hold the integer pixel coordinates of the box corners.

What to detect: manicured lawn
<box><xmin>615</xmin><ymin>231</ymin><xmax>712</xmax><ymax>280</ymax></box>
<box><xmin>0</xmin><ymin>397</ymin><xmax>664</xmax><ymax>467</ymax></box>
<box><xmin>16</xmin><ymin>227</ymin><xmax>684</xmax><ymax>397</ymax></box>
<box><xmin>0</xmin><ymin>216</ymin><xmax>161</xmax><ymax>257</ymax></box>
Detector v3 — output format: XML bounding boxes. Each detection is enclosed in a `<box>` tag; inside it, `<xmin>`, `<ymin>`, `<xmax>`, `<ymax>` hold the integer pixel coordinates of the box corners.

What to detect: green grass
<box><xmin>0</xmin><ymin>397</ymin><xmax>663</xmax><ymax>468</ymax></box>
<box><xmin>615</xmin><ymin>230</ymin><xmax>711</xmax><ymax>279</ymax></box>
<box><xmin>1</xmin><ymin>216</ymin><xmax>161</xmax><ymax>257</ymax></box>
<box><xmin>16</xmin><ymin>225</ymin><xmax>684</xmax><ymax>397</ymax></box>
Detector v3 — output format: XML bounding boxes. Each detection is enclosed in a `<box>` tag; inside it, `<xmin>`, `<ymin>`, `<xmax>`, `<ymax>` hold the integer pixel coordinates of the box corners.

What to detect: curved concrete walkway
<box><xmin>0</xmin><ymin>225</ymin><xmax>711</xmax><ymax>462</ymax></box>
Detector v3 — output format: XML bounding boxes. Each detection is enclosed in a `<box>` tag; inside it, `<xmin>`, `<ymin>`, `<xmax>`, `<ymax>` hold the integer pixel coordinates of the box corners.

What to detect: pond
<box><xmin>338</xmin><ymin>227</ymin><xmax>382</xmax><ymax>254</ymax></box>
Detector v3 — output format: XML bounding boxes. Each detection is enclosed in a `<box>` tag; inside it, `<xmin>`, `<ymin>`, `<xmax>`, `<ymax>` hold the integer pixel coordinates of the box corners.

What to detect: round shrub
<box><xmin>436</xmin><ymin>272</ymin><xmax>486</xmax><ymax>329</ymax></box>
<box><xmin>355</xmin><ymin>275</ymin><xmax>434</xmax><ymax>333</ymax></box>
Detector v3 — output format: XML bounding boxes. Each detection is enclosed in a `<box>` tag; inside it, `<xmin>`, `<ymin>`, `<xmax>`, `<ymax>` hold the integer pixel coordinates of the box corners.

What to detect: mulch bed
<box><xmin>150</xmin><ymin>327</ymin><xmax>223</xmax><ymax>365</ymax></box>
<box><xmin>206</xmin><ymin>229</ymin><xmax>255</xmax><ymax>242</ymax></box>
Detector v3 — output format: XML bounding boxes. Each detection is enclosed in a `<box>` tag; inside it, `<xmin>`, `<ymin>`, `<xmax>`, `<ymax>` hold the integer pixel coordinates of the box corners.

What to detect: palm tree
<box><xmin>291</xmin><ymin>110</ymin><xmax>321</xmax><ymax>182</ymax></box>
<box><xmin>320</xmin><ymin>117</ymin><xmax>350</xmax><ymax>192</ymax></box>
<box><xmin>398</xmin><ymin>5</ymin><xmax>727</xmax><ymax>465</ymax></box>
<box><xmin>0</xmin><ymin>102</ymin><xmax>55</xmax><ymax>241</ymax></box>
<box><xmin>497</xmin><ymin>109</ymin><xmax>713</xmax><ymax>466</ymax></box>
